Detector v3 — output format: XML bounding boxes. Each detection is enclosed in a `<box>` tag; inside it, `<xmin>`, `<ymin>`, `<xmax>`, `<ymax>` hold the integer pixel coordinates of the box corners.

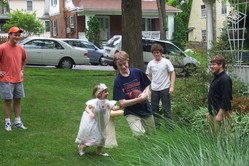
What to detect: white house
<box><xmin>188</xmin><ymin>0</ymin><xmax>231</xmax><ymax>43</ymax></box>
<box><xmin>0</xmin><ymin>0</ymin><xmax>50</xmax><ymax>37</ymax></box>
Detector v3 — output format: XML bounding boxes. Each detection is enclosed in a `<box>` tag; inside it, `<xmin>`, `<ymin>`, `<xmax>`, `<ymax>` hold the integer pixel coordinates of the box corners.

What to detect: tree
<box><xmin>85</xmin><ymin>16</ymin><xmax>101</xmax><ymax>47</ymax></box>
<box><xmin>3</xmin><ymin>9</ymin><xmax>45</xmax><ymax>36</ymax></box>
<box><xmin>167</xmin><ymin>0</ymin><xmax>192</xmax><ymax>49</ymax></box>
<box><xmin>0</xmin><ymin>0</ymin><xmax>9</xmax><ymax>10</ymax></box>
<box><xmin>121</xmin><ymin>0</ymin><xmax>144</xmax><ymax>70</ymax></box>
<box><xmin>157</xmin><ymin>0</ymin><xmax>167</xmax><ymax>40</ymax></box>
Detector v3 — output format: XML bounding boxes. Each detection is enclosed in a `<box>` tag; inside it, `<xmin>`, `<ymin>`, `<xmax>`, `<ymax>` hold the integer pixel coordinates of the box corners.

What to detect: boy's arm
<box><xmin>169</xmin><ymin>71</ymin><xmax>176</xmax><ymax>94</ymax></box>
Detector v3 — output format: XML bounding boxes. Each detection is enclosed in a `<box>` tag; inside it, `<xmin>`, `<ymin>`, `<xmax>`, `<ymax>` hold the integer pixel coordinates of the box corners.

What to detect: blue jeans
<box><xmin>151</xmin><ymin>88</ymin><xmax>172</xmax><ymax>130</ymax></box>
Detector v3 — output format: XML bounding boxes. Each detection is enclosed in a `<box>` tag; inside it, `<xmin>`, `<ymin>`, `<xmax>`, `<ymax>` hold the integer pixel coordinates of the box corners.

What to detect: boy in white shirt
<box><xmin>146</xmin><ymin>43</ymin><xmax>176</xmax><ymax>130</ymax></box>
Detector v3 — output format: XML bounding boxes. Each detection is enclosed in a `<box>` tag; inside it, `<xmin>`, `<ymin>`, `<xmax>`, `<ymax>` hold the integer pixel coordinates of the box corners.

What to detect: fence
<box><xmin>0</xmin><ymin>36</ymin><xmax>8</xmax><ymax>44</ymax></box>
<box><xmin>231</xmin><ymin>65</ymin><xmax>249</xmax><ymax>85</ymax></box>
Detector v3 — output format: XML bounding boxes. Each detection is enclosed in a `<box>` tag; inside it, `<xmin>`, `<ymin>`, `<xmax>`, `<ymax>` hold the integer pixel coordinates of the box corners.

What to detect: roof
<box><xmin>72</xmin><ymin>0</ymin><xmax>181</xmax><ymax>13</ymax></box>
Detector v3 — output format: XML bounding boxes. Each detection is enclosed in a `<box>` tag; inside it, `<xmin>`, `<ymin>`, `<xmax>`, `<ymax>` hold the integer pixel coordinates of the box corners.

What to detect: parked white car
<box><xmin>19</xmin><ymin>37</ymin><xmax>90</xmax><ymax>69</ymax></box>
<box><xmin>103</xmin><ymin>35</ymin><xmax>200</xmax><ymax>74</ymax></box>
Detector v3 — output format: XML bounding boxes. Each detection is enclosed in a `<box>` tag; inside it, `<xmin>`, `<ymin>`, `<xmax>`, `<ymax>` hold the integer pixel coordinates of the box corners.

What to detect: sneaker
<box><xmin>79</xmin><ymin>151</ymin><xmax>85</xmax><ymax>156</ymax></box>
<box><xmin>5</xmin><ymin>123</ymin><xmax>12</xmax><ymax>131</ymax></box>
<box><xmin>96</xmin><ymin>152</ymin><xmax>109</xmax><ymax>157</ymax></box>
<box><xmin>14</xmin><ymin>122</ymin><xmax>27</xmax><ymax>130</ymax></box>
<box><xmin>78</xmin><ymin>145</ymin><xmax>85</xmax><ymax>156</ymax></box>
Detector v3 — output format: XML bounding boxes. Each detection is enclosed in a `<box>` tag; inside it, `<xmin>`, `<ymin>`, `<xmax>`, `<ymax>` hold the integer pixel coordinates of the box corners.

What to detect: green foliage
<box><xmin>85</xmin><ymin>16</ymin><xmax>101</xmax><ymax>47</ymax></box>
<box><xmin>130</xmin><ymin>124</ymin><xmax>249</xmax><ymax>166</ymax></box>
<box><xmin>168</xmin><ymin>0</ymin><xmax>192</xmax><ymax>49</ymax></box>
<box><xmin>172</xmin><ymin>16</ymin><xmax>187</xmax><ymax>50</ymax></box>
<box><xmin>0</xmin><ymin>0</ymin><xmax>9</xmax><ymax>10</ymax></box>
<box><xmin>186</xmin><ymin>48</ymin><xmax>209</xmax><ymax>66</ymax></box>
<box><xmin>172</xmin><ymin>51</ymin><xmax>211</xmax><ymax>124</ymax></box>
<box><xmin>0</xmin><ymin>67</ymin><xmax>248</xmax><ymax>165</ymax></box>
<box><xmin>232</xmin><ymin>113</ymin><xmax>249</xmax><ymax>140</ymax></box>
<box><xmin>3</xmin><ymin>9</ymin><xmax>45</xmax><ymax>36</ymax></box>
<box><xmin>191</xmin><ymin>107</ymin><xmax>209</xmax><ymax>132</ymax></box>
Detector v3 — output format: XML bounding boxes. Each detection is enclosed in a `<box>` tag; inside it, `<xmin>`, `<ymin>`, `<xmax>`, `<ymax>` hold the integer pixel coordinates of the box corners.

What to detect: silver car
<box><xmin>19</xmin><ymin>37</ymin><xmax>90</xmax><ymax>69</ymax></box>
<box><xmin>103</xmin><ymin>35</ymin><xmax>200</xmax><ymax>74</ymax></box>
<box><xmin>60</xmin><ymin>38</ymin><xmax>106</xmax><ymax>66</ymax></box>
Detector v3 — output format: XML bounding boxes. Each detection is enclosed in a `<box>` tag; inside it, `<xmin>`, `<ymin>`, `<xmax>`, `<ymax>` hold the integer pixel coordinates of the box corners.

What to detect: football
<box><xmin>128</xmin><ymin>89</ymin><xmax>142</xmax><ymax>99</ymax></box>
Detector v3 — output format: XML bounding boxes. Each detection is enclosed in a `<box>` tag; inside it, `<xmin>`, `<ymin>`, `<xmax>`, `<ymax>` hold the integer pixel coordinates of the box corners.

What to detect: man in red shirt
<box><xmin>0</xmin><ymin>27</ymin><xmax>27</xmax><ymax>131</ymax></box>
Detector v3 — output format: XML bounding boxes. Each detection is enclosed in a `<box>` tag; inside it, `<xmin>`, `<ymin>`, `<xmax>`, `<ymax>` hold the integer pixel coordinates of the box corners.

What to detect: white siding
<box><xmin>188</xmin><ymin>0</ymin><xmax>231</xmax><ymax>42</ymax></box>
<box><xmin>9</xmin><ymin>0</ymin><xmax>45</xmax><ymax>18</ymax></box>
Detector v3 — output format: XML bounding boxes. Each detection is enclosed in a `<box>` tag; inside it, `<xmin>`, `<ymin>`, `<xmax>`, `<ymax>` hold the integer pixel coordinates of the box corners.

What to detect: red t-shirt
<box><xmin>0</xmin><ymin>42</ymin><xmax>27</xmax><ymax>83</ymax></box>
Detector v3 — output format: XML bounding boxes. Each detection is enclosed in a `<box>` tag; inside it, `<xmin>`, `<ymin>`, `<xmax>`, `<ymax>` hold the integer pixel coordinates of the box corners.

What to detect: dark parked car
<box><xmin>60</xmin><ymin>39</ymin><xmax>106</xmax><ymax>66</ymax></box>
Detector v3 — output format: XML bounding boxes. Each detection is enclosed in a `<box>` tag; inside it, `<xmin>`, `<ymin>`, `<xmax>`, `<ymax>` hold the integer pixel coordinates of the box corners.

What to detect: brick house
<box><xmin>49</xmin><ymin>0</ymin><xmax>181</xmax><ymax>41</ymax></box>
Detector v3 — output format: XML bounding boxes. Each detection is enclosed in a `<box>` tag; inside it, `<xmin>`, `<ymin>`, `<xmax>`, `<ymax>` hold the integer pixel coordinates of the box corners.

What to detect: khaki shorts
<box><xmin>0</xmin><ymin>82</ymin><xmax>25</xmax><ymax>100</ymax></box>
<box><xmin>126</xmin><ymin>114</ymin><xmax>156</xmax><ymax>137</ymax></box>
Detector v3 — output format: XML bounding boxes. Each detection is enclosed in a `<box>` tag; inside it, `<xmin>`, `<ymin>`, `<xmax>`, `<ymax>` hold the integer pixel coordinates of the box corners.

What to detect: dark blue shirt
<box><xmin>208</xmin><ymin>71</ymin><xmax>232</xmax><ymax>115</ymax></box>
<box><xmin>113</xmin><ymin>68</ymin><xmax>152</xmax><ymax>117</ymax></box>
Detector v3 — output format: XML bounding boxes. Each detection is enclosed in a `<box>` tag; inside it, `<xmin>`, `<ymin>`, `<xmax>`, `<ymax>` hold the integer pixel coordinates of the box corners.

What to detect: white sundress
<box><xmin>75</xmin><ymin>98</ymin><xmax>116</xmax><ymax>146</ymax></box>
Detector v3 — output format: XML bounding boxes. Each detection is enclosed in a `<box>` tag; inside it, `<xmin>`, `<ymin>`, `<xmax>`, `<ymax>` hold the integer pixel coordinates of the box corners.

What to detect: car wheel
<box><xmin>99</xmin><ymin>57</ymin><xmax>108</xmax><ymax>66</ymax></box>
<box><xmin>58</xmin><ymin>58</ymin><xmax>74</xmax><ymax>69</ymax></box>
<box><xmin>183</xmin><ymin>63</ymin><xmax>196</xmax><ymax>77</ymax></box>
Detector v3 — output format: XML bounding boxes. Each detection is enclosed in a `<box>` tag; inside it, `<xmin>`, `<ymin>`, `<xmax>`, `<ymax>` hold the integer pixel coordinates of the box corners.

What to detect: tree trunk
<box><xmin>121</xmin><ymin>0</ymin><xmax>144</xmax><ymax>71</ymax></box>
<box><xmin>157</xmin><ymin>0</ymin><xmax>166</xmax><ymax>40</ymax></box>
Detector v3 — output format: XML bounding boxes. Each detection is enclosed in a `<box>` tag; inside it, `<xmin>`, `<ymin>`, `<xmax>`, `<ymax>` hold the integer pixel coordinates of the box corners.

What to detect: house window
<box><xmin>45</xmin><ymin>20</ymin><xmax>50</xmax><ymax>32</ymax></box>
<box><xmin>201</xmin><ymin>5</ymin><xmax>206</xmax><ymax>18</ymax></box>
<box><xmin>52</xmin><ymin>19</ymin><xmax>57</xmax><ymax>37</ymax></box>
<box><xmin>0</xmin><ymin>4</ymin><xmax>9</xmax><ymax>14</ymax></box>
<box><xmin>51</xmin><ymin>0</ymin><xmax>57</xmax><ymax>6</ymax></box>
<box><xmin>69</xmin><ymin>16</ymin><xmax>75</xmax><ymax>28</ymax></box>
<box><xmin>221</xmin><ymin>2</ymin><xmax>227</xmax><ymax>14</ymax></box>
<box><xmin>27</xmin><ymin>0</ymin><xmax>33</xmax><ymax>11</ymax></box>
<box><xmin>202</xmin><ymin>30</ymin><xmax>207</xmax><ymax>42</ymax></box>
<box><xmin>142</xmin><ymin>18</ymin><xmax>155</xmax><ymax>31</ymax></box>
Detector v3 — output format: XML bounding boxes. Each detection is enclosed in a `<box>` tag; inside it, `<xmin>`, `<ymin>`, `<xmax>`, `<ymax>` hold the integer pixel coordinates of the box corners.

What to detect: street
<box><xmin>26</xmin><ymin>64</ymin><xmax>115</xmax><ymax>71</ymax></box>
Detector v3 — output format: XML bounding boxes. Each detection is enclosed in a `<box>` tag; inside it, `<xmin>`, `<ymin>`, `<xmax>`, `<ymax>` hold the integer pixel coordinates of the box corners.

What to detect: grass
<box><xmin>0</xmin><ymin>67</ymin><xmax>248</xmax><ymax>166</ymax></box>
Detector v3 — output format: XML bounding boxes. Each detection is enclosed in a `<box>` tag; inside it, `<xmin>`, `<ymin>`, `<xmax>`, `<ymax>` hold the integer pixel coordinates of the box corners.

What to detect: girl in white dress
<box><xmin>75</xmin><ymin>83</ymin><xmax>120</xmax><ymax>156</ymax></box>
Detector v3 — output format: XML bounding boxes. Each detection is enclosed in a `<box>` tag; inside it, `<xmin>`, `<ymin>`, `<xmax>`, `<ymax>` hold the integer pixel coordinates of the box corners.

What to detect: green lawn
<box><xmin>0</xmin><ymin>67</ymin><xmax>248</xmax><ymax>166</ymax></box>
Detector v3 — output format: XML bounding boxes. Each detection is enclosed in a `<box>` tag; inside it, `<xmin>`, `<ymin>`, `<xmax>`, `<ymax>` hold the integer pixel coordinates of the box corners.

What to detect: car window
<box><xmin>165</xmin><ymin>43</ymin><xmax>182</xmax><ymax>56</ymax></box>
<box><xmin>43</xmin><ymin>40</ymin><xmax>63</xmax><ymax>49</ymax></box>
<box><xmin>81</xmin><ymin>41</ymin><xmax>95</xmax><ymax>49</ymax></box>
<box><xmin>23</xmin><ymin>40</ymin><xmax>63</xmax><ymax>49</ymax></box>
<box><xmin>142</xmin><ymin>39</ymin><xmax>166</xmax><ymax>54</ymax></box>
<box><xmin>64</xmin><ymin>40</ymin><xmax>90</xmax><ymax>49</ymax></box>
<box><xmin>23</xmin><ymin>39</ymin><xmax>45</xmax><ymax>49</ymax></box>
<box><xmin>106</xmin><ymin>36</ymin><xmax>121</xmax><ymax>47</ymax></box>
<box><xmin>67</xmin><ymin>41</ymin><xmax>82</xmax><ymax>47</ymax></box>
<box><xmin>53</xmin><ymin>41</ymin><xmax>63</xmax><ymax>49</ymax></box>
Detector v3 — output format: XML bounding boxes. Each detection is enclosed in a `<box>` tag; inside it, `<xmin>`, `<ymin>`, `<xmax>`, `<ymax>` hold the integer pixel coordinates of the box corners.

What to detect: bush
<box><xmin>172</xmin><ymin>50</ymin><xmax>249</xmax><ymax>139</ymax></box>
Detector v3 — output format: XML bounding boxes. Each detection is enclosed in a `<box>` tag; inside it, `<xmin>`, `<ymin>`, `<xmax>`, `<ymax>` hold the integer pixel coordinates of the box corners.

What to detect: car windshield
<box><xmin>19</xmin><ymin>37</ymin><xmax>30</xmax><ymax>44</ymax></box>
<box><xmin>105</xmin><ymin>36</ymin><xmax>121</xmax><ymax>47</ymax></box>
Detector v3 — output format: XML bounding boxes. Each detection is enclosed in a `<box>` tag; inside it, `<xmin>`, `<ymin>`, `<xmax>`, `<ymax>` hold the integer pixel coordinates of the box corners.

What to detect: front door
<box><xmin>97</xmin><ymin>16</ymin><xmax>110</xmax><ymax>42</ymax></box>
